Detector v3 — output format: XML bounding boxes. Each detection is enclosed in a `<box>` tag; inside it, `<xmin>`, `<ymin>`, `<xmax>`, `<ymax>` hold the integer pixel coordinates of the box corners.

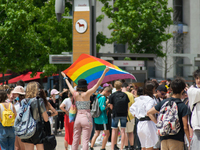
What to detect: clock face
<box><xmin>75</xmin><ymin>19</ymin><xmax>88</xmax><ymax>34</ymax></box>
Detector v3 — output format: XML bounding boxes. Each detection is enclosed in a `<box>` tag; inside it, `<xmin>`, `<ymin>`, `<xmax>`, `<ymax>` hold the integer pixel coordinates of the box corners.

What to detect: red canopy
<box><xmin>0</xmin><ymin>74</ymin><xmax>11</xmax><ymax>78</ymax></box>
<box><xmin>8</xmin><ymin>72</ymin><xmax>43</xmax><ymax>84</ymax></box>
<box><xmin>8</xmin><ymin>72</ymin><xmax>58</xmax><ymax>84</ymax></box>
<box><xmin>0</xmin><ymin>82</ymin><xmax>7</xmax><ymax>85</ymax></box>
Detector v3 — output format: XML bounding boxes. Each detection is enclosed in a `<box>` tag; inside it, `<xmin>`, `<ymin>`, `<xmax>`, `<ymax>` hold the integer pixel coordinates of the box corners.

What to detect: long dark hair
<box><xmin>143</xmin><ymin>81</ymin><xmax>155</xmax><ymax>98</ymax></box>
<box><xmin>39</xmin><ymin>89</ymin><xmax>48</xmax><ymax>108</ymax></box>
<box><xmin>0</xmin><ymin>91</ymin><xmax>7</xmax><ymax>103</ymax></box>
<box><xmin>76</xmin><ymin>87</ymin><xmax>87</xmax><ymax>92</ymax></box>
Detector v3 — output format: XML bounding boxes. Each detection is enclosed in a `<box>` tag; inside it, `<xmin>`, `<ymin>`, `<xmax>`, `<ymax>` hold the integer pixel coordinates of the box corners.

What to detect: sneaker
<box><xmin>117</xmin><ymin>140</ymin><xmax>121</xmax><ymax>145</ymax></box>
<box><xmin>68</xmin><ymin>145</ymin><xmax>72</xmax><ymax>150</ymax></box>
<box><xmin>89</xmin><ymin>147</ymin><xmax>94</xmax><ymax>150</ymax></box>
<box><xmin>106</xmin><ymin>142</ymin><xmax>111</xmax><ymax>146</ymax></box>
<box><xmin>95</xmin><ymin>141</ymin><xmax>102</xmax><ymax>145</ymax></box>
<box><xmin>78</xmin><ymin>145</ymin><xmax>82</xmax><ymax>150</ymax></box>
<box><xmin>58</xmin><ymin>131</ymin><xmax>62</xmax><ymax>135</ymax></box>
<box><xmin>114</xmin><ymin>144</ymin><xmax>120</xmax><ymax>150</ymax></box>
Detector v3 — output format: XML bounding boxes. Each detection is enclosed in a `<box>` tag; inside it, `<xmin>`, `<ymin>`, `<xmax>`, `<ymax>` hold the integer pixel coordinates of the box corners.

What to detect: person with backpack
<box><xmin>187</xmin><ymin>69</ymin><xmax>200</xmax><ymax>150</ymax></box>
<box><xmin>0</xmin><ymin>90</ymin><xmax>17</xmax><ymax>150</ymax></box>
<box><xmin>90</xmin><ymin>86</ymin><xmax>112</xmax><ymax>150</ymax></box>
<box><xmin>130</xmin><ymin>81</ymin><xmax>158</xmax><ymax>150</ymax></box>
<box><xmin>20</xmin><ymin>82</ymin><xmax>49</xmax><ymax>150</ymax></box>
<box><xmin>147</xmin><ymin>77</ymin><xmax>190</xmax><ymax>150</ymax></box>
<box><xmin>109</xmin><ymin>81</ymin><xmax>129</xmax><ymax>150</ymax></box>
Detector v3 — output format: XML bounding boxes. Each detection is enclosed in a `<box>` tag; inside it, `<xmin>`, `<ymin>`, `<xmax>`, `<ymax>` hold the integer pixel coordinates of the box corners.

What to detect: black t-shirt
<box><xmin>155</xmin><ymin>97</ymin><xmax>188</xmax><ymax>142</ymax></box>
<box><xmin>109</xmin><ymin>91</ymin><xmax>129</xmax><ymax>117</ymax></box>
<box><xmin>48</xmin><ymin>99</ymin><xmax>59</xmax><ymax>110</ymax></box>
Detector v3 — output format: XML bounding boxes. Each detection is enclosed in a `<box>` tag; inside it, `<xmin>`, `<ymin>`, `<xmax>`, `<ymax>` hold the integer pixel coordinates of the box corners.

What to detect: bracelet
<box><xmin>63</xmin><ymin>77</ymin><xmax>68</xmax><ymax>80</ymax></box>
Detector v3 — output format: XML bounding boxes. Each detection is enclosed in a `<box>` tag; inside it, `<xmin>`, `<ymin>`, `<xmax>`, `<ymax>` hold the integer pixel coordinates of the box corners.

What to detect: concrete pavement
<box><xmin>55</xmin><ymin>130</ymin><xmax>116</xmax><ymax>150</ymax></box>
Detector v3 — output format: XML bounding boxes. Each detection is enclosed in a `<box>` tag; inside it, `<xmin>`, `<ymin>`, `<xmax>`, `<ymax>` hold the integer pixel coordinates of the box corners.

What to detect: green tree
<box><xmin>98</xmin><ymin>0</ymin><xmax>173</xmax><ymax>57</ymax></box>
<box><xmin>96</xmin><ymin>14</ymin><xmax>108</xmax><ymax>53</ymax></box>
<box><xmin>0</xmin><ymin>0</ymin><xmax>72</xmax><ymax>76</ymax></box>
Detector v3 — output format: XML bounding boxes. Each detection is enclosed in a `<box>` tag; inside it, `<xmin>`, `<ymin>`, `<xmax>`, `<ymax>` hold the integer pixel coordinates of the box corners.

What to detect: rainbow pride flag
<box><xmin>63</xmin><ymin>54</ymin><xmax>136</xmax><ymax>88</ymax></box>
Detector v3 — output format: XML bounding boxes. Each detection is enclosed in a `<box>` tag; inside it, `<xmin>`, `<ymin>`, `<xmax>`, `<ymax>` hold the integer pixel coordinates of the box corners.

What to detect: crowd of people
<box><xmin>0</xmin><ymin>67</ymin><xmax>200</xmax><ymax>150</ymax></box>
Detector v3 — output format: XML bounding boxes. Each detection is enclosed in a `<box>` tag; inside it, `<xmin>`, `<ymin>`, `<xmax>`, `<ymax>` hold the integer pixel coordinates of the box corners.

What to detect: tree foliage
<box><xmin>96</xmin><ymin>14</ymin><xmax>108</xmax><ymax>52</ymax></box>
<box><xmin>0</xmin><ymin>0</ymin><xmax>72</xmax><ymax>76</ymax></box>
<box><xmin>98</xmin><ymin>0</ymin><xmax>173</xmax><ymax>57</ymax></box>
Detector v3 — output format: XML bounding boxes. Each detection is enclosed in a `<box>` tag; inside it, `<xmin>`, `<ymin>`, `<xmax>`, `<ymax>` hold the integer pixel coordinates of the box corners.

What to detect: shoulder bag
<box><xmin>37</xmin><ymin>97</ymin><xmax>57</xmax><ymax>150</ymax></box>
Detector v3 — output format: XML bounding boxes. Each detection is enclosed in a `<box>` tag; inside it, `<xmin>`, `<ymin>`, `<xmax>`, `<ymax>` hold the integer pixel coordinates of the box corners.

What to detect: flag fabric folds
<box><xmin>63</xmin><ymin>54</ymin><xmax>136</xmax><ymax>88</ymax></box>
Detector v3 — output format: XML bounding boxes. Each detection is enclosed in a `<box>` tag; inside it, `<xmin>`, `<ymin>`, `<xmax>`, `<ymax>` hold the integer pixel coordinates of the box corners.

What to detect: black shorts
<box><xmin>95</xmin><ymin>123</ymin><xmax>109</xmax><ymax>131</ymax></box>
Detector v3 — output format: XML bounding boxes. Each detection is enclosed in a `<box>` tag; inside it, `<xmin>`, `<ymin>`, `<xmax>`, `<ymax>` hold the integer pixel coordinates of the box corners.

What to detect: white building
<box><xmin>96</xmin><ymin>0</ymin><xmax>200</xmax><ymax>83</ymax></box>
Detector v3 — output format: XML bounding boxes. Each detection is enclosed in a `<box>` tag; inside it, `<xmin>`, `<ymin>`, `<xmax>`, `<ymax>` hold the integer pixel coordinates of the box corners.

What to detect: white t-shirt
<box><xmin>61</xmin><ymin>98</ymin><xmax>72</xmax><ymax>111</ymax></box>
<box><xmin>14</xmin><ymin>102</ymin><xmax>20</xmax><ymax>113</ymax></box>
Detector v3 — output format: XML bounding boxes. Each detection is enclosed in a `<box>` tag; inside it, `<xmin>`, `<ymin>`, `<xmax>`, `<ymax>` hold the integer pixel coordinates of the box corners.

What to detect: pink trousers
<box><xmin>72</xmin><ymin>109</ymin><xmax>93</xmax><ymax>150</ymax></box>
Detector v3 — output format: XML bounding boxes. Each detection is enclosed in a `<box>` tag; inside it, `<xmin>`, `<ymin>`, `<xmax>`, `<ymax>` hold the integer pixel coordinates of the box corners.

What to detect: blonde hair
<box><xmin>25</xmin><ymin>81</ymin><xmax>39</xmax><ymax>98</ymax></box>
<box><xmin>104</xmin><ymin>87</ymin><xmax>112</xmax><ymax>93</ymax></box>
<box><xmin>114</xmin><ymin>81</ymin><xmax>122</xmax><ymax>90</ymax></box>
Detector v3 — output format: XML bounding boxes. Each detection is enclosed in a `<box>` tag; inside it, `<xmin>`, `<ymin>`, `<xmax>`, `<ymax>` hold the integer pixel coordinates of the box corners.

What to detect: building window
<box><xmin>173</xmin><ymin>0</ymin><xmax>183</xmax><ymax>22</ymax></box>
<box><xmin>114</xmin><ymin>42</ymin><xmax>126</xmax><ymax>53</ymax></box>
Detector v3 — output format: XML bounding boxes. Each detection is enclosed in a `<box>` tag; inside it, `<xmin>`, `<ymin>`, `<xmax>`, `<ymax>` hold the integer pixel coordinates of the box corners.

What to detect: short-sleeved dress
<box><xmin>130</xmin><ymin>95</ymin><xmax>158</xmax><ymax>148</ymax></box>
<box><xmin>21</xmin><ymin>97</ymin><xmax>46</xmax><ymax>145</ymax></box>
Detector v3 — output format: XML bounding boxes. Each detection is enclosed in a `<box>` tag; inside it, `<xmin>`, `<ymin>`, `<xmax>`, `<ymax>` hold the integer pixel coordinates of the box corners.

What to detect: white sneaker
<box><xmin>106</xmin><ymin>142</ymin><xmax>111</xmax><ymax>146</ymax></box>
<box><xmin>95</xmin><ymin>141</ymin><xmax>102</xmax><ymax>145</ymax></box>
<box><xmin>68</xmin><ymin>145</ymin><xmax>72</xmax><ymax>150</ymax></box>
<box><xmin>117</xmin><ymin>140</ymin><xmax>121</xmax><ymax>145</ymax></box>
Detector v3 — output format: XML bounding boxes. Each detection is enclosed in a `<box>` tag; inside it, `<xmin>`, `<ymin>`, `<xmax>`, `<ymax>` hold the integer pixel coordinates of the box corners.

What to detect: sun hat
<box><xmin>51</xmin><ymin>89</ymin><xmax>60</xmax><ymax>95</ymax></box>
<box><xmin>77</xmin><ymin>79</ymin><xmax>88</xmax><ymax>88</ymax></box>
<box><xmin>12</xmin><ymin>86</ymin><xmax>25</xmax><ymax>95</ymax></box>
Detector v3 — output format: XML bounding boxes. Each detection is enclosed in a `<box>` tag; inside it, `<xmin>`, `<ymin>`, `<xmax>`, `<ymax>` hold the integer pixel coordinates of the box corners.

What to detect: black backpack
<box><xmin>114</xmin><ymin>92</ymin><xmax>128</xmax><ymax>114</ymax></box>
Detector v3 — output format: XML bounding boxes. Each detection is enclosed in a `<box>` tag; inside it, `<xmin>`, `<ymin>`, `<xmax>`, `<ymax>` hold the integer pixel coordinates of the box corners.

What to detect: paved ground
<box><xmin>55</xmin><ymin>130</ymin><xmax>116</xmax><ymax>150</ymax></box>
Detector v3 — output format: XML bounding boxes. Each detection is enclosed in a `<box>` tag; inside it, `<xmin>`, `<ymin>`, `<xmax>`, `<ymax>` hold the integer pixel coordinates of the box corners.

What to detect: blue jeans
<box><xmin>111</xmin><ymin>117</ymin><xmax>127</xmax><ymax>128</ymax></box>
<box><xmin>0</xmin><ymin>123</ymin><xmax>15</xmax><ymax>150</ymax></box>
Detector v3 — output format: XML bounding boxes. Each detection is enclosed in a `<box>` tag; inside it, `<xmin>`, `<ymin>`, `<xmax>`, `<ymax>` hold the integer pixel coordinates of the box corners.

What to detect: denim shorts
<box><xmin>111</xmin><ymin>117</ymin><xmax>127</xmax><ymax>128</ymax></box>
<box><xmin>0</xmin><ymin>123</ymin><xmax>15</xmax><ymax>150</ymax></box>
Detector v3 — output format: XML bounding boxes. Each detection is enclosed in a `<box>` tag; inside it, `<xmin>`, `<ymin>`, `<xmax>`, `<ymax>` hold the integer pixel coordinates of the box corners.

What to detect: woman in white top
<box><xmin>130</xmin><ymin>81</ymin><xmax>158</xmax><ymax>150</ymax></box>
<box><xmin>60</xmin><ymin>91</ymin><xmax>76</xmax><ymax>150</ymax></box>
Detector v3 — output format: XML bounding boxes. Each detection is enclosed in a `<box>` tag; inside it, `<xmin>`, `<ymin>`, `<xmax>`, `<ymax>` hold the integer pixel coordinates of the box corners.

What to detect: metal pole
<box><xmin>90</xmin><ymin>0</ymin><xmax>96</xmax><ymax>57</ymax></box>
<box><xmin>59</xmin><ymin>68</ymin><xmax>62</xmax><ymax>92</ymax></box>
